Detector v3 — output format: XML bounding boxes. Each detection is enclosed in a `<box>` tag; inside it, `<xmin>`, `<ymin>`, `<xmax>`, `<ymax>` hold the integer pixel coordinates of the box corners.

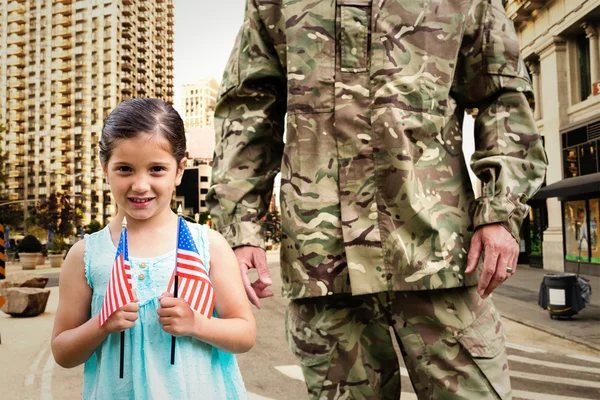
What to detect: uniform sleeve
<box><xmin>451</xmin><ymin>0</ymin><xmax>548</xmax><ymax>242</ymax></box>
<box><xmin>206</xmin><ymin>0</ymin><xmax>286</xmax><ymax>249</ymax></box>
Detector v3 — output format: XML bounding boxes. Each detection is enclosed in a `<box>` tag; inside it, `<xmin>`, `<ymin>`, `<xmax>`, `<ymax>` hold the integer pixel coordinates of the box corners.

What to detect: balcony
<box><xmin>53</xmin><ymin>26</ymin><xmax>72</xmax><ymax>37</ymax></box>
<box><xmin>9</xmin><ymin>89</ymin><xmax>25</xmax><ymax>100</ymax></box>
<box><xmin>7</xmin><ymin>45</ymin><xmax>25</xmax><ymax>57</ymax></box>
<box><xmin>8</xmin><ymin>78</ymin><xmax>25</xmax><ymax>89</ymax></box>
<box><xmin>53</xmin><ymin>4</ymin><xmax>73</xmax><ymax>16</ymax></box>
<box><xmin>121</xmin><ymin>62</ymin><xmax>132</xmax><ymax>71</ymax></box>
<box><xmin>57</xmin><ymin>83</ymin><xmax>71</xmax><ymax>93</ymax></box>
<box><xmin>54</xmin><ymin>49</ymin><xmax>71</xmax><ymax>60</ymax></box>
<box><xmin>52</xmin><ymin>60</ymin><xmax>72</xmax><ymax>71</ymax></box>
<box><xmin>8</xmin><ymin>22</ymin><xmax>25</xmax><ymax>35</ymax></box>
<box><xmin>54</xmin><ymin>38</ymin><xmax>72</xmax><ymax>49</ymax></box>
<box><xmin>9</xmin><ymin>112</ymin><xmax>24</xmax><ymax>121</ymax></box>
<box><xmin>8</xmin><ymin>33</ymin><xmax>25</xmax><ymax>46</ymax></box>
<box><xmin>53</xmin><ymin>15</ymin><xmax>71</xmax><ymax>27</ymax></box>
<box><xmin>8</xmin><ymin>11</ymin><xmax>25</xmax><ymax>23</ymax></box>
<box><xmin>8</xmin><ymin>2</ymin><xmax>26</xmax><ymax>13</ymax></box>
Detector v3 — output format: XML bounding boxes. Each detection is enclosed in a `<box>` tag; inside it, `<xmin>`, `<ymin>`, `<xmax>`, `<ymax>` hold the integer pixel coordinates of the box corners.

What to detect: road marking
<box><xmin>25</xmin><ymin>344</ymin><xmax>49</xmax><ymax>386</ymax></box>
<box><xmin>509</xmin><ymin>355</ymin><xmax>600</xmax><ymax>374</ymax></box>
<box><xmin>512</xmin><ymin>389</ymin><xmax>597</xmax><ymax>400</ymax></box>
<box><xmin>274</xmin><ymin>365</ymin><xmax>415</xmax><ymax>397</ymax></box>
<box><xmin>248</xmin><ymin>393</ymin><xmax>275</xmax><ymax>400</ymax></box>
<box><xmin>40</xmin><ymin>352</ymin><xmax>55</xmax><ymax>400</ymax></box>
<box><xmin>511</xmin><ymin>370</ymin><xmax>600</xmax><ymax>389</ymax></box>
<box><xmin>568</xmin><ymin>354</ymin><xmax>600</xmax><ymax>364</ymax></box>
<box><xmin>275</xmin><ymin>365</ymin><xmax>304</xmax><ymax>381</ymax></box>
<box><xmin>506</xmin><ymin>342</ymin><xmax>547</xmax><ymax>354</ymax></box>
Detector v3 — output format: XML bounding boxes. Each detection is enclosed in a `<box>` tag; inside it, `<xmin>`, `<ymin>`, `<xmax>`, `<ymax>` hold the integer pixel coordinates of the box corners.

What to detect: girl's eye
<box><xmin>151</xmin><ymin>166</ymin><xmax>167</xmax><ymax>173</ymax></box>
<box><xmin>117</xmin><ymin>166</ymin><xmax>132</xmax><ymax>172</ymax></box>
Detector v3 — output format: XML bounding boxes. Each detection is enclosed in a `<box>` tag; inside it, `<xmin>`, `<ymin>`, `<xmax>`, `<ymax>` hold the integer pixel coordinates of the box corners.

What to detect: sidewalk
<box><xmin>3</xmin><ymin>257</ymin><xmax>600</xmax><ymax>351</ymax></box>
<box><xmin>492</xmin><ymin>264</ymin><xmax>600</xmax><ymax>351</ymax></box>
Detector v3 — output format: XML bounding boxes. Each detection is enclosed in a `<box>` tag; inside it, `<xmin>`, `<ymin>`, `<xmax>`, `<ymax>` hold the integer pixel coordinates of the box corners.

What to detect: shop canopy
<box><xmin>533</xmin><ymin>172</ymin><xmax>600</xmax><ymax>201</ymax></box>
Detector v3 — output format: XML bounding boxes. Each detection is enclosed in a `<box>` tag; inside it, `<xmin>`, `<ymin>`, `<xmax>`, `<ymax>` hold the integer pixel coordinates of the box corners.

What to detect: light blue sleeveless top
<box><xmin>82</xmin><ymin>223</ymin><xmax>247</xmax><ymax>399</ymax></box>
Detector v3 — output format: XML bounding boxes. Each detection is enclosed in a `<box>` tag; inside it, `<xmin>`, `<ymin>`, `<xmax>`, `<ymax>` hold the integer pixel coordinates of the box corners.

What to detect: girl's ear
<box><xmin>175</xmin><ymin>157</ymin><xmax>187</xmax><ymax>186</ymax></box>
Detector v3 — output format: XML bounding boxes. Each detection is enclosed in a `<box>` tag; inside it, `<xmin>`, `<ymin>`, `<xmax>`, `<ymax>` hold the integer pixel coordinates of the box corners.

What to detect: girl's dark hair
<box><xmin>100</xmin><ymin>98</ymin><xmax>186</xmax><ymax>164</ymax></box>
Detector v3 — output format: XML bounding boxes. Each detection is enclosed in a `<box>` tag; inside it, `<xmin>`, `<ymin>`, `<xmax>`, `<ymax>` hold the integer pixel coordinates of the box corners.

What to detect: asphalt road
<box><xmin>3</xmin><ymin>253</ymin><xmax>600</xmax><ymax>399</ymax></box>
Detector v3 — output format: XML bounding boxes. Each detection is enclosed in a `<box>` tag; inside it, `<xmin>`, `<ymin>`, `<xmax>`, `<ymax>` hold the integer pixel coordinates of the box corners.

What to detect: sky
<box><xmin>173</xmin><ymin>0</ymin><xmax>246</xmax><ymax>113</ymax></box>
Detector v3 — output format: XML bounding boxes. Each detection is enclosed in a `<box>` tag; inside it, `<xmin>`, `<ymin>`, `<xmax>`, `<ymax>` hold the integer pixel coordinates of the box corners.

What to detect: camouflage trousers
<box><xmin>285</xmin><ymin>286</ymin><xmax>511</xmax><ymax>400</ymax></box>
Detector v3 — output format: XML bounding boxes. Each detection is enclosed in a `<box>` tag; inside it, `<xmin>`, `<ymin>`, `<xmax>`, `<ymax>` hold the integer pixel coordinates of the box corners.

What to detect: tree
<box><xmin>31</xmin><ymin>193</ymin><xmax>82</xmax><ymax>237</ymax></box>
<box><xmin>85</xmin><ymin>219</ymin><xmax>102</xmax><ymax>234</ymax></box>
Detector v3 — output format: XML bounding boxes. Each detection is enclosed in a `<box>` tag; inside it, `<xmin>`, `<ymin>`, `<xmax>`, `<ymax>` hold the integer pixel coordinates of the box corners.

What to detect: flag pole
<box><xmin>120</xmin><ymin>216</ymin><xmax>127</xmax><ymax>379</ymax></box>
<box><xmin>171</xmin><ymin>206</ymin><xmax>182</xmax><ymax>365</ymax></box>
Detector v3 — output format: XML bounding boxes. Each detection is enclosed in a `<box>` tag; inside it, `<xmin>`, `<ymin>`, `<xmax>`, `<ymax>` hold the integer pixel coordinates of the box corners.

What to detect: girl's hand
<box><xmin>103</xmin><ymin>299</ymin><xmax>140</xmax><ymax>334</ymax></box>
<box><xmin>157</xmin><ymin>292</ymin><xmax>201</xmax><ymax>337</ymax></box>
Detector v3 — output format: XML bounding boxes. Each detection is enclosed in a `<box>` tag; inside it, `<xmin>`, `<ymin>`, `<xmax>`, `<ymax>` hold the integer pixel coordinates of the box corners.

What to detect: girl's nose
<box><xmin>131</xmin><ymin>177</ymin><xmax>150</xmax><ymax>193</ymax></box>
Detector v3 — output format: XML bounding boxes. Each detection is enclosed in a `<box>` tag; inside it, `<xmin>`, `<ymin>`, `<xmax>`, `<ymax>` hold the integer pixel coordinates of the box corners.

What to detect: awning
<box><xmin>533</xmin><ymin>172</ymin><xmax>600</xmax><ymax>200</ymax></box>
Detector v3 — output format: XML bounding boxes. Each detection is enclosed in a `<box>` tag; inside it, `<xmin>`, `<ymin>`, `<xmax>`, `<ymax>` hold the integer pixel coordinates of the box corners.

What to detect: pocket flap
<box><xmin>456</xmin><ymin>305</ymin><xmax>505</xmax><ymax>359</ymax></box>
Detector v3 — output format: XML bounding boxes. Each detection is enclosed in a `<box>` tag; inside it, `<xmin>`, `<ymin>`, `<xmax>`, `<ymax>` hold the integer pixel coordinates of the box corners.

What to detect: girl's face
<box><xmin>103</xmin><ymin>134</ymin><xmax>186</xmax><ymax>223</ymax></box>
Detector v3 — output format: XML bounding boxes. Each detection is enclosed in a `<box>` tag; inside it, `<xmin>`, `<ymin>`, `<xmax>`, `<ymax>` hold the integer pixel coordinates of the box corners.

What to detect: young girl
<box><xmin>51</xmin><ymin>98</ymin><xmax>255</xmax><ymax>399</ymax></box>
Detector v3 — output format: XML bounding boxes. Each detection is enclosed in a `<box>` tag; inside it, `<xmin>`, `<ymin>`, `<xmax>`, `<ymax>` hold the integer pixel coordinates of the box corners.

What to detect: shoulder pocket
<box><xmin>217</xmin><ymin>24</ymin><xmax>243</xmax><ymax>99</ymax></box>
<box><xmin>484</xmin><ymin>1</ymin><xmax>523</xmax><ymax>77</ymax></box>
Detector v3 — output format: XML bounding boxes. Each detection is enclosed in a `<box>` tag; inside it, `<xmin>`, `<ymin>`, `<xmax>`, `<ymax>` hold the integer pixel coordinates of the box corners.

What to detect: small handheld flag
<box><xmin>99</xmin><ymin>218</ymin><xmax>134</xmax><ymax>326</ymax></box>
<box><xmin>99</xmin><ymin>217</ymin><xmax>134</xmax><ymax>379</ymax></box>
<box><xmin>167</xmin><ymin>217</ymin><xmax>215</xmax><ymax>318</ymax></box>
<box><xmin>168</xmin><ymin>214</ymin><xmax>215</xmax><ymax>365</ymax></box>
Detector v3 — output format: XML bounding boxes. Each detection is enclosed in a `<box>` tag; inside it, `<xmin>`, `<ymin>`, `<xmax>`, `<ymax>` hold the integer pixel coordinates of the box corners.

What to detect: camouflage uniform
<box><xmin>208</xmin><ymin>0</ymin><xmax>547</xmax><ymax>398</ymax></box>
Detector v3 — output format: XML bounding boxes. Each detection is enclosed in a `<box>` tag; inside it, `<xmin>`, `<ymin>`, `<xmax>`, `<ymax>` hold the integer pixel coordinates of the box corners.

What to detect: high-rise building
<box><xmin>181</xmin><ymin>78</ymin><xmax>219</xmax><ymax>129</ymax></box>
<box><xmin>0</xmin><ymin>0</ymin><xmax>174</xmax><ymax>226</ymax></box>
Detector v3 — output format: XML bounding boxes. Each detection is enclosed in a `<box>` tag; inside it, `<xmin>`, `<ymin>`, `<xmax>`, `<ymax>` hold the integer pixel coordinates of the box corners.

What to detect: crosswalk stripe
<box><xmin>512</xmin><ymin>389</ymin><xmax>597</xmax><ymax>400</ymax></box>
<box><xmin>510</xmin><ymin>370</ymin><xmax>600</xmax><ymax>389</ymax></box>
<box><xmin>506</xmin><ymin>342</ymin><xmax>547</xmax><ymax>354</ymax></box>
<box><xmin>567</xmin><ymin>354</ymin><xmax>600</xmax><ymax>364</ymax></box>
<box><xmin>509</xmin><ymin>355</ymin><xmax>600</xmax><ymax>374</ymax></box>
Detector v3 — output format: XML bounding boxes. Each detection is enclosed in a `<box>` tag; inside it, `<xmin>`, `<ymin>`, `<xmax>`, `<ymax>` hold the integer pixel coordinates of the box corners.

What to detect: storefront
<box><xmin>534</xmin><ymin>118</ymin><xmax>600</xmax><ymax>276</ymax></box>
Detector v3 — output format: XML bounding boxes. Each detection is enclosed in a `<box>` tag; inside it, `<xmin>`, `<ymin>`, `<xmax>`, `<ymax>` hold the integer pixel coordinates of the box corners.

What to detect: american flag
<box><xmin>99</xmin><ymin>226</ymin><xmax>134</xmax><ymax>327</ymax></box>
<box><xmin>167</xmin><ymin>217</ymin><xmax>215</xmax><ymax>318</ymax></box>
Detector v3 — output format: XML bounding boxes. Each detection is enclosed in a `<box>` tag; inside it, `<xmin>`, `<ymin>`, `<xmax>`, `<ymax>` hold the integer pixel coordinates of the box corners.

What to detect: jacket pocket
<box><xmin>340</xmin><ymin>1</ymin><xmax>371</xmax><ymax>72</ymax></box>
<box><xmin>456</xmin><ymin>304</ymin><xmax>512</xmax><ymax>399</ymax></box>
<box><xmin>282</xmin><ymin>0</ymin><xmax>335</xmax><ymax>113</ymax></box>
<box><xmin>484</xmin><ymin>0</ymin><xmax>522</xmax><ymax>77</ymax></box>
<box><xmin>285</xmin><ymin>305</ymin><xmax>338</xmax><ymax>398</ymax></box>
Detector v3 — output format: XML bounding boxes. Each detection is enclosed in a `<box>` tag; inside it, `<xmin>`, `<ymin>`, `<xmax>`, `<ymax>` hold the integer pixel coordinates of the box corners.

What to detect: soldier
<box><xmin>207</xmin><ymin>0</ymin><xmax>547</xmax><ymax>399</ymax></box>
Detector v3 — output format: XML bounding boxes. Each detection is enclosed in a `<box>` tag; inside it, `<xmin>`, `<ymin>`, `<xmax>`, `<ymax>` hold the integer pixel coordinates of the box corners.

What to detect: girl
<box><xmin>51</xmin><ymin>98</ymin><xmax>255</xmax><ymax>399</ymax></box>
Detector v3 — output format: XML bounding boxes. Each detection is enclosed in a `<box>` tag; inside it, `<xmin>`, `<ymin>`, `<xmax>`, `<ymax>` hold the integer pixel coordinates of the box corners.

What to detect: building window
<box><xmin>563</xmin><ymin>147</ymin><xmax>579</xmax><ymax>178</ymax></box>
<box><xmin>201</xmin><ymin>200</ymin><xmax>206</xmax><ymax>208</ymax></box>
<box><xmin>577</xmin><ymin>34</ymin><xmax>591</xmax><ymax>101</ymax></box>
<box><xmin>580</xmin><ymin>142</ymin><xmax>598</xmax><ymax>175</ymax></box>
<box><xmin>564</xmin><ymin>200</ymin><xmax>589</xmax><ymax>262</ymax></box>
<box><xmin>200</xmin><ymin>188</ymin><xmax>208</xmax><ymax>194</ymax></box>
<box><xmin>200</xmin><ymin>176</ymin><xmax>208</xmax><ymax>182</ymax></box>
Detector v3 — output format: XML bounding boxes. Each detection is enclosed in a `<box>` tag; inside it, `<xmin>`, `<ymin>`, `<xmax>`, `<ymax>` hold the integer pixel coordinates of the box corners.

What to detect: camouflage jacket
<box><xmin>207</xmin><ymin>0</ymin><xmax>548</xmax><ymax>299</ymax></box>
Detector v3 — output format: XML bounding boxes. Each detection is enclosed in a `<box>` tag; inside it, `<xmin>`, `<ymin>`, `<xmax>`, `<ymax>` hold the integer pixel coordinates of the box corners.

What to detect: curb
<box><xmin>499</xmin><ymin>311</ymin><xmax>600</xmax><ymax>352</ymax></box>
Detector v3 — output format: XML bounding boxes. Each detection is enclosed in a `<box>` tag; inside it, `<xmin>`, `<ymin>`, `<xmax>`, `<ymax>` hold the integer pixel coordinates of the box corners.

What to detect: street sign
<box><xmin>594</xmin><ymin>81</ymin><xmax>600</xmax><ymax>96</ymax></box>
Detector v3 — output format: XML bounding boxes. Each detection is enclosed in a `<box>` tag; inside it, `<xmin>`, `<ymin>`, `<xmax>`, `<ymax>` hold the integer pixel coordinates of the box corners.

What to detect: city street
<box><xmin>1</xmin><ymin>252</ymin><xmax>600</xmax><ymax>399</ymax></box>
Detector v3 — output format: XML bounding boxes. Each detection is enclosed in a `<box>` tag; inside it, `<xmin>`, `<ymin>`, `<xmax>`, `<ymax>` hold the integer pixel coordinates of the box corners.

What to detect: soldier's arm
<box><xmin>452</xmin><ymin>0</ymin><xmax>547</xmax><ymax>242</ymax></box>
<box><xmin>206</xmin><ymin>0</ymin><xmax>286</xmax><ymax>250</ymax></box>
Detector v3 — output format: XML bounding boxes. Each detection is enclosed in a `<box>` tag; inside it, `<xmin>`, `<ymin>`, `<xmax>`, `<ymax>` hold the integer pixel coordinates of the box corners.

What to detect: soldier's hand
<box><xmin>234</xmin><ymin>246</ymin><xmax>273</xmax><ymax>309</ymax></box>
<box><xmin>465</xmin><ymin>224</ymin><xmax>518</xmax><ymax>299</ymax></box>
